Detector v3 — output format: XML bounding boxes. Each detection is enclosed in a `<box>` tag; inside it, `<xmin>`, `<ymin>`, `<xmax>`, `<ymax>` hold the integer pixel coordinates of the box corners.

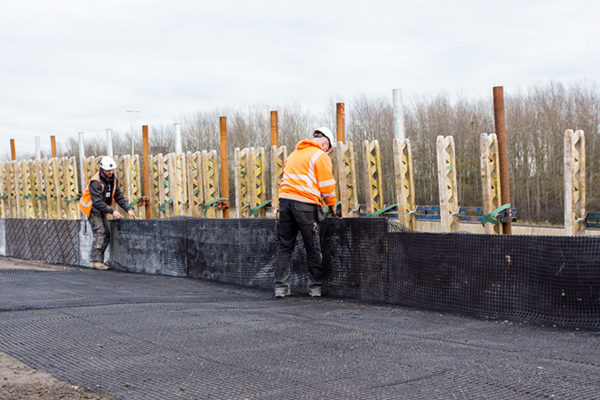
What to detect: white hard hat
<box><xmin>313</xmin><ymin>127</ymin><xmax>336</xmax><ymax>149</ymax></box>
<box><xmin>99</xmin><ymin>156</ymin><xmax>117</xmax><ymax>171</ymax></box>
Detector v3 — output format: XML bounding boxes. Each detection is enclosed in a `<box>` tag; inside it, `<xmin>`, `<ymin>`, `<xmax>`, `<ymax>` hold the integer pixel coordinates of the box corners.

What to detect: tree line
<box><xmin>4</xmin><ymin>80</ymin><xmax>599</xmax><ymax>224</ymax></box>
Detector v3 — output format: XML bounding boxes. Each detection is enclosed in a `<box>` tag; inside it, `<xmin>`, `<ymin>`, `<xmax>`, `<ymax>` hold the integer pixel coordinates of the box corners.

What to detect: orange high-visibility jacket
<box><xmin>78</xmin><ymin>172</ymin><xmax>116</xmax><ymax>217</ymax></box>
<box><xmin>279</xmin><ymin>139</ymin><xmax>337</xmax><ymax>207</ymax></box>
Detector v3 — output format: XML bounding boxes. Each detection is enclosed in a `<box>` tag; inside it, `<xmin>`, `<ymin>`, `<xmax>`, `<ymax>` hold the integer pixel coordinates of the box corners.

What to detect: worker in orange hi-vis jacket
<box><xmin>274</xmin><ymin>127</ymin><xmax>337</xmax><ymax>298</ymax></box>
<box><xmin>79</xmin><ymin>156</ymin><xmax>136</xmax><ymax>270</ymax></box>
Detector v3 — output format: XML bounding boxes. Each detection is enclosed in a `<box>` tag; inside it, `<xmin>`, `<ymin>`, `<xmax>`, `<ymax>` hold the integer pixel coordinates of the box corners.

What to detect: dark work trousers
<box><xmin>89</xmin><ymin>214</ymin><xmax>110</xmax><ymax>262</ymax></box>
<box><xmin>274</xmin><ymin>198</ymin><xmax>325</xmax><ymax>292</ymax></box>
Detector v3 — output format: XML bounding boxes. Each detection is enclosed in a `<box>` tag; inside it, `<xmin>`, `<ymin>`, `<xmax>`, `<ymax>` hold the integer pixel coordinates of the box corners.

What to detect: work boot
<box><xmin>91</xmin><ymin>261</ymin><xmax>110</xmax><ymax>270</ymax></box>
<box><xmin>275</xmin><ymin>287</ymin><xmax>291</xmax><ymax>298</ymax></box>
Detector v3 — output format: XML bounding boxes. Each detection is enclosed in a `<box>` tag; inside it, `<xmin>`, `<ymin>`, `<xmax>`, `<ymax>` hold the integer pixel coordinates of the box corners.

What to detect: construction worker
<box><xmin>79</xmin><ymin>156</ymin><xmax>136</xmax><ymax>270</ymax></box>
<box><xmin>274</xmin><ymin>127</ymin><xmax>337</xmax><ymax>298</ymax></box>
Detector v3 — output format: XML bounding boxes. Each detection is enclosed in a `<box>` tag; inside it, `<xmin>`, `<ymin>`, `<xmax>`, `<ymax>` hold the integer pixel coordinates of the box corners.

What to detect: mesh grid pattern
<box><xmin>110</xmin><ymin>217</ymin><xmax>600</xmax><ymax>328</ymax></box>
<box><xmin>2</xmin><ymin>217</ymin><xmax>600</xmax><ymax>328</ymax></box>
<box><xmin>5</xmin><ymin>218</ymin><xmax>80</xmax><ymax>265</ymax></box>
<box><xmin>0</xmin><ymin>268</ymin><xmax>598</xmax><ymax>399</ymax></box>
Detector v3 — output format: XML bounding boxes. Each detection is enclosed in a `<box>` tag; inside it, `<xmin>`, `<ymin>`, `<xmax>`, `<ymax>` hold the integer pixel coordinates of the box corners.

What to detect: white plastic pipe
<box><xmin>78</xmin><ymin>132</ymin><xmax>86</xmax><ymax>191</ymax></box>
<box><xmin>35</xmin><ymin>137</ymin><xmax>41</xmax><ymax>160</ymax></box>
<box><xmin>393</xmin><ymin>89</ymin><xmax>406</xmax><ymax>142</ymax></box>
<box><xmin>174</xmin><ymin>123</ymin><xmax>182</xmax><ymax>155</ymax></box>
<box><xmin>106</xmin><ymin>129</ymin><xmax>113</xmax><ymax>157</ymax></box>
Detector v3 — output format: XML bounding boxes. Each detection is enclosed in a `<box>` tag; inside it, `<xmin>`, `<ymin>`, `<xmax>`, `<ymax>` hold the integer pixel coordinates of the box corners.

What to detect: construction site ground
<box><xmin>0</xmin><ymin>257</ymin><xmax>598</xmax><ymax>400</ymax></box>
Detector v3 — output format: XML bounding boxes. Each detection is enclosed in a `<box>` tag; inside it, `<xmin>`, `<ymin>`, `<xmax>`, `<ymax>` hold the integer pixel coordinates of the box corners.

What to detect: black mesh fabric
<box><xmin>4</xmin><ymin>218</ymin><xmax>80</xmax><ymax>265</ymax></box>
<box><xmin>108</xmin><ymin>217</ymin><xmax>600</xmax><ymax>329</ymax></box>
<box><xmin>2</xmin><ymin>217</ymin><xmax>600</xmax><ymax>328</ymax></box>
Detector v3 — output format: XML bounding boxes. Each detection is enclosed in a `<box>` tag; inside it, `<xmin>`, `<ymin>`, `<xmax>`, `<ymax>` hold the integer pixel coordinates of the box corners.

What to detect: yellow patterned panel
<box><xmin>83</xmin><ymin>156</ymin><xmax>97</xmax><ymax>184</ymax></box>
<box><xmin>235</xmin><ymin>148</ymin><xmax>250</xmax><ymax>218</ymax></box>
<box><xmin>393</xmin><ymin>139</ymin><xmax>416</xmax><ymax>230</ymax></box>
<box><xmin>436</xmin><ymin>136</ymin><xmax>459</xmax><ymax>233</ymax></box>
<box><xmin>270</xmin><ymin>146</ymin><xmax>287</xmax><ymax>212</ymax></box>
<box><xmin>33</xmin><ymin>160</ymin><xmax>48</xmax><ymax>219</ymax></box>
<box><xmin>169</xmin><ymin>153</ymin><xmax>188</xmax><ymax>217</ymax></box>
<box><xmin>202</xmin><ymin>150</ymin><xmax>222</xmax><ymax>218</ymax></box>
<box><xmin>250</xmin><ymin>147</ymin><xmax>266</xmax><ymax>217</ymax></box>
<box><xmin>149</xmin><ymin>154</ymin><xmax>170</xmax><ymax>218</ymax></box>
<box><xmin>362</xmin><ymin>140</ymin><xmax>383</xmax><ymax>216</ymax></box>
<box><xmin>62</xmin><ymin>158</ymin><xmax>79</xmax><ymax>219</ymax></box>
<box><xmin>480</xmin><ymin>134</ymin><xmax>502</xmax><ymax>234</ymax></box>
<box><xmin>186</xmin><ymin>152</ymin><xmax>204</xmax><ymax>217</ymax></box>
<box><xmin>0</xmin><ymin>162</ymin><xmax>6</xmax><ymax>218</ymax></box>
<box><xmin>564</xmin><ymin>130</ymin><xmax>586</xmax><ymax>236</ymax></box>
<box><xmin>45</xmin><ymin>159</ymin><xmax>61</xmax><ymax>219</ymax></box>
<box><xmin>335</xmin><ymin>142</ymin><xmax>358</xmax><ymax>218</ymax></box>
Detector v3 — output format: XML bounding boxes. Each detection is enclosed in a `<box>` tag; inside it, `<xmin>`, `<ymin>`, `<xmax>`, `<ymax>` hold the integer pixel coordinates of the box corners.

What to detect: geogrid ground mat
<box><xmin>0</xmin><ymin>267</ymin><xmax>599</xmax><ymax>399</ymax></box>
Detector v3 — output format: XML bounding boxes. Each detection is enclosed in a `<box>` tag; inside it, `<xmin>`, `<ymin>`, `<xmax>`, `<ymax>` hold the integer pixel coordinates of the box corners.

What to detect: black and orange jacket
<box><xmin>279</xmin><ymin>139</ymin><xmax>337</xmax><ymax>207</ymax></box>
<box><xmin>79</xmin><ymin>172</ymin><xmax>130</xmax><ymax>217</ymax></box>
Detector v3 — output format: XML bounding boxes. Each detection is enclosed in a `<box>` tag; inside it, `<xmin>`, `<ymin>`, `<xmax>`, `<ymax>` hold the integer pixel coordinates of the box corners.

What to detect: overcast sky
<box><xmin>1</xmin><ymin>0</ymin><xmax>599</xmax><ymax>157</ymax></box>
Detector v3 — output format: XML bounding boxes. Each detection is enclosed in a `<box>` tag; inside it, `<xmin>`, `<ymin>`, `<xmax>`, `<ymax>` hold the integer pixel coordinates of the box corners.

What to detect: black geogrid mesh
<box><xmin>3</xmin><ymin>217</ymin><xmax>600</xmax><ymax>328</ymax></box>
<box><xmin>109</xmin><ymin>217</ymin><xmax>600</xmax><ymax>329</ymax></box>
<box><xmin>4</xmin><ymin>218</ymin><xmax>81</xmax><ymax>265</ymax></box>
<box><xmin>0</xmin><ymin>268</ymin><xmax>599</xmax><ymax>399</ymax></box>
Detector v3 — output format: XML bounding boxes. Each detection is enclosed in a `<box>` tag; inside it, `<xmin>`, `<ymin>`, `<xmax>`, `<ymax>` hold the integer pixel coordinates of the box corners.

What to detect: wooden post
<box><xmin>493</xmin><ymin>86</ymin><xmax>512</xmax><ymax>234</ymax></box>
<box><xmin>336</xmin><ymin>103</ymin><xmax>345</xmax><ymax>143</ymax></box>
<box><xmin>564</xmin><ymin>129</ymin><xmax>586</xmax><ymax>236</ymax></box>
<box><xmin>10</xmin><ymin>140</ymin><xmax>16</xmax><ymax>161</ymax></box>
<box><xmin>271</xmin><ymin>111</ymin><xmax>279</xmax><ymax>148</ymax></box>
<box><xmin>51</xmin><ymin>136</ymin><xmax>57</xmax><ymax>158</ymax></box>
<box><xmin>142</xmin><ymin>125</ymin><xmax>151</xmax><ymax>219</ymax></box>
<box><xmin>220</xmin><ymin>117</ymin><xmax>229</xmax><ymax>218</ymax></box>
<box><xmin>335</xmin><ymin>141</ymin><xmax>359</xmax><ymax>217</ymax></box>
<box><xmin>362</xmin><ymin>140</ymin><xmax>383</xmax><ymax>216</ymax></box>
<box><xmin>393</xmin><ymin>138</ymin><xmax>417</xmax><ymax>230</ymax></box>
<box><xmin>437</xmin><ymin>136</ymin><xmax>459</xmax><ymax>233</ymax></box>
<box><xmin>480</xmin><ymin>133</ymin><xmax>503</xmax><ymax>234</ymax></box>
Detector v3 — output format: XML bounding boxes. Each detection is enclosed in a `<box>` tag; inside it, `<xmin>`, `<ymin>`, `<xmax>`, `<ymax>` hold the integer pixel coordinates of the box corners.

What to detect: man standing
<box><xmin>79</xmin><ymin>156</ymin><xmax>136</xmax><ymax>270</ymax></box>
<box><xmin>274</xmin><ymin>127</ymin><xmax>337</xmax><ymax>298</ymax></box>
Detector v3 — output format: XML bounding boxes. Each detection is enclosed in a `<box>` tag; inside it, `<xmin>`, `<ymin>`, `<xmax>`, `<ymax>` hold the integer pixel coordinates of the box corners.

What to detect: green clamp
<box><xmin>250</xmin><ymin>200</ymin><xmax>272</xmax><ymax>217</ymax></box>
<box><xmin>325</xmin><ymin>201</ymin><xmax>342</xmax><ymax>216</ymax></box>
<box><xmin>204</xmin><ymin>198</ymin><xmax>228</xmax><ymax>217</ymax></box>
<box><xmin>0</xmin><ymin>193</ymin><xmax>8</xmax><ymax>200</ymax></box>
<box><xmin>23</xmin><ymin>194</ymin><xmax>32</xmax><ymax>199</ymax></box>
<box><xmin>129</xmin><ymin>196</ymin><xmax>149</xmax><ymax>207</ymax></box>
<box><xmin>159</xmin><ymin>199</ymin><xmax>174</xmax><ymax>214</ymax></box>
<box><xmin>367</xmin><ymin>204</ymin><xmax>398</xmax><ymax>218</ymax></box>
<box><xmin>481</xmin><ymin>203</ymin><xmax>511</xmax><ymax>226</ymax></box>
<box><xmin>66</xmin><ymin>195</ymin><xmax>81</xmax><ymax>205</ymax></box>
<box><xmin>37</xmin><ymin>195</ymin><xmax>47</xmax><ymax>200</ymax></box>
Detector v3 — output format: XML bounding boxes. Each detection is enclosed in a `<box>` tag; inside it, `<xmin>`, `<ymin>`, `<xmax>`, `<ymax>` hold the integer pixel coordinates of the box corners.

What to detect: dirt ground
<box><xmin>0</xmin><ymin>258</ymin><xmax>120</xmax><ymax>400</ymax></box>
<box><xmin>0</xmin><ymin>352</ymin><xmax>120</xmax><ymax>400</ymax></box>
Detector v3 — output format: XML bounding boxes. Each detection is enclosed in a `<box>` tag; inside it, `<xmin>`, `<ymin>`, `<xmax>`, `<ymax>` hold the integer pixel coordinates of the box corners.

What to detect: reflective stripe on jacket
<box><xmin>79</xmin><ymin>172</ymin><xmax>116</xmax><ymax>216</ymax></box>
<box><xmin>279</xmin><ymin>139</ymin><xmax>337</xmax><ymax>207</ymax></box>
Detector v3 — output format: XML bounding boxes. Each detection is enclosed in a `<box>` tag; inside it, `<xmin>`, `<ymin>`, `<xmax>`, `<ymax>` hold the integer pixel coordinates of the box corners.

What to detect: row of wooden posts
<box><xmin>0</xmin><ymin>124</ymin><xmax>587</xmax><ymax>236</ymax></box>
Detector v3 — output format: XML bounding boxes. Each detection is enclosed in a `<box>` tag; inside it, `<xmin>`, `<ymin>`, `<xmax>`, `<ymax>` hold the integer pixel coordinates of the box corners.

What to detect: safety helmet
<box><xmin>99</xmin><ymin>156</ymin><xmax>117</xmax><ymax>171</ymax></box>
<box><xmin>313</xmin><ymin>127</ymin><xmax>336</xmax><ymax>150</ymax></box>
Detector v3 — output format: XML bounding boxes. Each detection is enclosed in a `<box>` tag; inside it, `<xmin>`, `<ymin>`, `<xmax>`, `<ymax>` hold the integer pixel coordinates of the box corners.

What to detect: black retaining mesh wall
<box><xmin>108</xmin><ymin>217</ymin><xmax>600</xmax><ymax>328</ymax></box>
<box><xmin>4</xmin><ymin>218</ymin><xmax>82</xmax><ymax>266</ymax></box>
<box><xmin>2</xmin><ymin>217</ymin><xmax>599</xmax><ymax>328</ymax></box>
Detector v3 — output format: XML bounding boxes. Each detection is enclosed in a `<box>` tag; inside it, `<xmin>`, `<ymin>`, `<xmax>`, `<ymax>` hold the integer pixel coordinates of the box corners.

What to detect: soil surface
<box><xmin>0</xmin><ymin>258</ymin><xmax>119</xmax><ymax>400</ymax></box>
<box><xmin>0</xmin><ymin>349</ymin><xmax>119</xmax><ymax>400</ymax></box>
